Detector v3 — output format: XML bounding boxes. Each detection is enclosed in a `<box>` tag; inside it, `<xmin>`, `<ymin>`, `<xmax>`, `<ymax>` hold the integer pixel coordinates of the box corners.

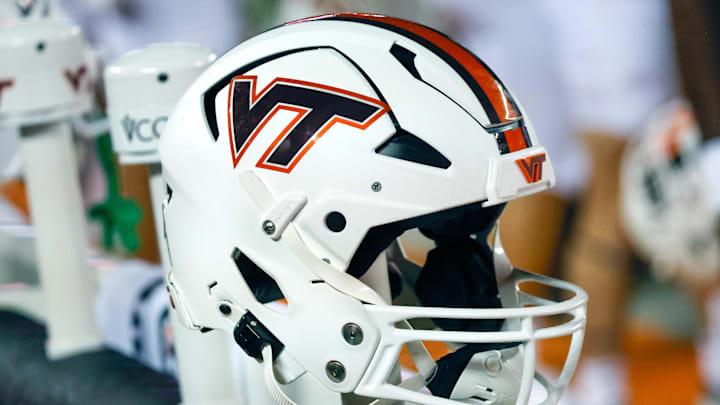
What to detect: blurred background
<box><xmin>2</xmin><ymin>1</ymin><xmax>720</xmax><ymax>404</ymax></box>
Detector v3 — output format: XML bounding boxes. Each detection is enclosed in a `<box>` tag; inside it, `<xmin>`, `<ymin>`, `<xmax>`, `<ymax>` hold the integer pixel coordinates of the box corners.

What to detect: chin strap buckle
<box><xmin>233</xmin><ymin>311</ymin><xmax>284</xmax><ymax>361</ymax></box>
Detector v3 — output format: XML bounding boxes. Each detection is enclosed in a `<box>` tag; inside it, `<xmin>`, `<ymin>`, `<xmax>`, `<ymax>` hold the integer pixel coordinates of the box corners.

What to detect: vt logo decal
<box><xmin>228</xmin><ymin>75</ymin><xmax>389</xmax><ymax>173</ymax></box>
<box><xmin>516</xmin><ymin>153</ymin><xmax>546</xmax><ymax>183</ymax></box>
<box><xmin>64</xmin><ymin>65</ymin><xmax>87</xmax><ymax>92</ymax></box>
<box><xmin>16</xmin><ymin>0</ymin><xmax>50</xmax><ymax>17</ymax></box>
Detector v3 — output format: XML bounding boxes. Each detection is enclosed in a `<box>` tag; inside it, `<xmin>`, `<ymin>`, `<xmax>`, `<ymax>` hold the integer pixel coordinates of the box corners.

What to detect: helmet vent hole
<box><xmin>157</xmin><ymin>72</ymin><xmax>169</xmax><ymax>83</ymax></box>
<box><xmin>36</xmin><ymin>41</ymin><xmax>45</xmax><ymax>52</ymax></box>
<box><xmin>165</xmin><ymin>184</ymin><xmax>174</xmax><ymax>204</ymax></box>
<box><xmin>325</xmin><ymin>212</ymin><xmax>346</xmax><ymax>232</ymax></box>
<box><xmin>231</xmin><ymin>247</ymin><xmax>284</xmax><ymax>304</ymax></box>
<box><xmin>390</xmin><ymin>43</ymin><xmax>421</xmax><ymax>80</ymax></box>
<box><xmin>207</xmin><ymin>280</ymin><xmax>218</xmax><ymax>295</ymax></box>
<box><xmin>376</xmin><ymin>128</ymin><xmax>450</xmax><ymax>169</ymax></box>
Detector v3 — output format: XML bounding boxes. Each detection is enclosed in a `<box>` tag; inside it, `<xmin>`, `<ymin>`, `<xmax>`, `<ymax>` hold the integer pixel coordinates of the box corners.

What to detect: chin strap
<box><xmin>262</xmin><ymin>345</ymin><xmax>298</xmax><ymax>405</ymax></box>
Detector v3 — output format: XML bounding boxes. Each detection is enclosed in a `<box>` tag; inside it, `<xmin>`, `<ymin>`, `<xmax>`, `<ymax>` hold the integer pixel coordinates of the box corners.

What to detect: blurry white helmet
<box><xmin>0</xmin><ymin>19</ymin><xmax>93</xmax><ymax>127</ymax></box>
<box><xmin>160</xmin><ymin>14</ymin><xmax>587</xmax><ymax>405</ymax></box>
<box><xmin>0</xmin><ymin>0</ymin><xmax>75</xmax><ymax>177</ymax></box>
<box><xmin>621</xmin><ymin>101</ymin><xmax>720</xmax><ymax>280</ymax></box>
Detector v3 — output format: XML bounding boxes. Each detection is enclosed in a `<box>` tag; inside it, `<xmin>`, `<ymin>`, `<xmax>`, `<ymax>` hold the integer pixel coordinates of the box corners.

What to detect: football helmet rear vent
<box><xmin>390</xmin><ymin>43</ymin><xmax>421</xmax><ymax>80</ymax></box>
<box><xmin>376</xmin><ymin>128</ymin><xmax>451</xmax><ymax>169</ymax></box>
<box><xmin>231</xmin><ymin>247</ymin><xmax>284</xmax><ymax>304</ymax></box>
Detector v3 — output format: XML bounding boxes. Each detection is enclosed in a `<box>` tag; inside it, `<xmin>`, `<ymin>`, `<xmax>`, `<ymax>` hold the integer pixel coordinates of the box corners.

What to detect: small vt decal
<box><xmin>16</xmin><ymin>0</ymin><xmax>36</xmax><ymax>16</ymax></box>
<box><xmin>516</xmin><ymin>153</ymin><xmax>546</xmax><ymax>183</ymax></box>
<box><xmin>16</xmin><ymin>0</ymin><xmax>50</xmax><ymax>17</ymax></box>
<box><xmin>64</xmin><ymin>65</ymin><xmax>87</xmax><ymax>92</ymax></box>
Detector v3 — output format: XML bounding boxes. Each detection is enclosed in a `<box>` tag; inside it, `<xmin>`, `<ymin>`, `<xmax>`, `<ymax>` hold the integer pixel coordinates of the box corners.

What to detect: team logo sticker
<box><xmin>16</xmin><ymin>0</ymin><xmax>51</xmax><ymax>17</ymax></box>
<box><xmin>516</xmin><ymin>153</ymin><xmax>546</xmax><ymax>183</ymax></box>
<box><xmin>227</xmin><ymin>75</ymin><xmax>390</xmax><ymax>173</ymax></box>
<box><xmin>64</xmin><ymin>65</ymin><xmax>87</xmax><ymax>92</ymax></box>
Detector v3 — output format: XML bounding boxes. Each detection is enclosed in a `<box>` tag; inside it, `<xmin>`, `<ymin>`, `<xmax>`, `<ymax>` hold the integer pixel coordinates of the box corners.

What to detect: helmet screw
<box><xmin>326</xmin><ymin>361</ymin><xmax>346</xmax><ymax>383</ymax></box>
<box><xmin>484</xmin><ymin>352</ymin><xmax>503</xmax><ymax>375</ymax></box>
<box><xmin>219</xmin><ymin>304</ymin><xmax>232</xmax><ymax>316</ymax></box>
<box><xmin>262</xmin><ymin>220</ymin><xmax>276</xmax><ymax>235</ymax></box>
<box><xmin>371</xmin><ymin>182</ymin><xmax>382</xmax><ymax>192</ymax></box>
<box><xmin>342</xmin><ymin>323</ymin><xmax>364</xmax><ymax>346</ymax></box>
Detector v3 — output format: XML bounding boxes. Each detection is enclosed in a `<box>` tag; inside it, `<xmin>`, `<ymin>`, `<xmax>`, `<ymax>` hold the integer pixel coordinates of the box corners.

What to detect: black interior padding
<box><xmin>413</xmin><ymin>201</ymin><xmax>505</xmax><ymax>332</ymax></box>
<box><xmin>415</xmin><ymin>204</ymin><xmax>521</xmax><ymax>398</ymax></box>
<box><xmin>375</xmin><ymin>128</ymin><xmax>451</xmax><ymax>169</ymax></box>
<box><xmin>347</xmin><ymin>201</ymin><xmax>514</xmax><ymax>397</ymax></box>
<box><xmin>232</xmin><ymin>247</ymin><xmax>284</xmax><ymax>304</ymax></box>
<box><xmin>346</xmin><ymin>201</ymin><xmax>503</xmax><ymax>279</ymax></box>
<box><xmin>0</xmin><ymin>311</ymin><xmax>180</xmax><ymax>405</ymax></box>
<box><xmin>415</xmin><ymin>237</ymin><xmax>502</xmax><ymax>331</ymax></box>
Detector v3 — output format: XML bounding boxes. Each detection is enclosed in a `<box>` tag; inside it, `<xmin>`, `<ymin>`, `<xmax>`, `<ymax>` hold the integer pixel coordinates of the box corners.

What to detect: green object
<box><xmin>88</xmin><ymin>134</ymin><xmax>142</xmax><ymax>252</ymax></box>
<box><xmin>243</xmin><ymin>0</ymin><xmax>281</xmax><ymax>35</ymax></box>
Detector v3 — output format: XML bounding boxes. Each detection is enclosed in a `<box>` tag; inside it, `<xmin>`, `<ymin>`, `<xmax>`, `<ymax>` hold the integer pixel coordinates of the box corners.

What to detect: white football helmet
<box><xmin>621</xmin><ymin>101</ymin><xmax>720</xmax><ymax>280</ymax></box>
<box><xmin>160</xmin><ymin>14</ymin><xmax>587</xmax><ymax>405</ymax></box>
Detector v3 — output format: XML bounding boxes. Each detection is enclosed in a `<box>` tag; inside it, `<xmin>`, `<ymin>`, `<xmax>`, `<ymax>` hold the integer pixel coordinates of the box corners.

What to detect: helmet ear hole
<box><xmin>231</xmin><ymin>247</ymin><xmax>284</xmax><ymax>304</ymax></box>
<box><xmin>325</xmin><ymin>211</ymin><xmax>347</xmax><ymax>232</ymax></box>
